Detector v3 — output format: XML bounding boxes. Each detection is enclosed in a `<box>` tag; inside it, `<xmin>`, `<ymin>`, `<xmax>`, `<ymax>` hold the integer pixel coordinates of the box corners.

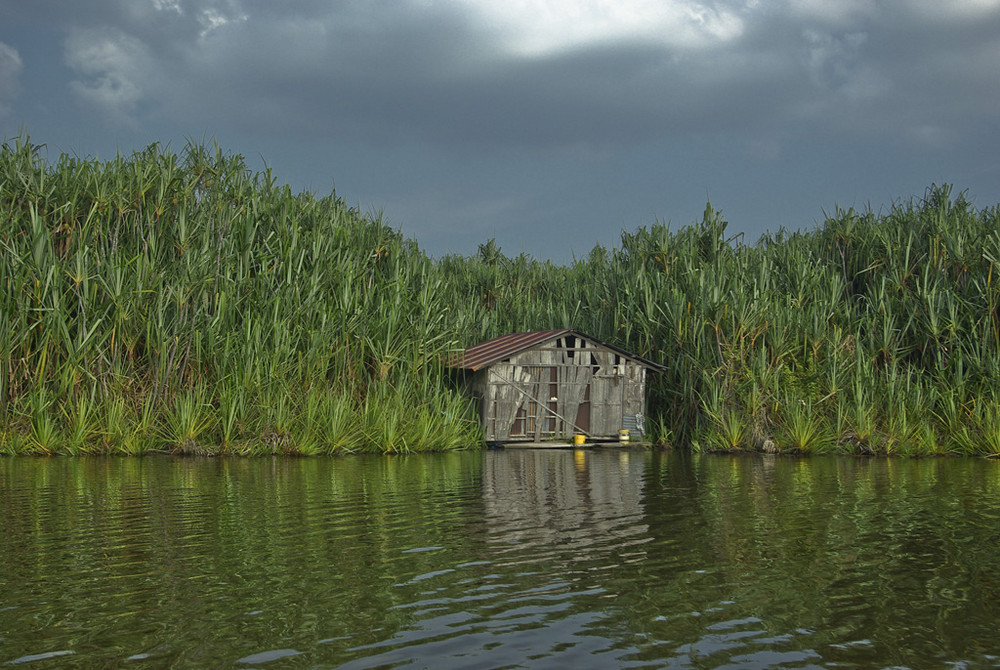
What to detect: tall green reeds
<box><xmin>0</xmin><ymin>136</ymin><xmax>480</xmax><ymax>454</ymax></box>
<box><xmin>2</xmin><ymin>133</ymin><xmax>999</xmax><ymax>455</ymax></box>
<box><xmin>434</xmin><ymin>189</ymin><xmax>1000</xmax><ymax>457</ymax></box>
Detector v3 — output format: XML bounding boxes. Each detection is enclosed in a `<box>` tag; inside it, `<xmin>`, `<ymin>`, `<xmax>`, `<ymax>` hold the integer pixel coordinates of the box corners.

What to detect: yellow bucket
<box><xmin>619</xmin><ymin>429</ymin><xmax>630</xmax><ymax>444</ymax></box>
<box><xmin>573</xmin><ymin>434</ymin><xmax>586</xmax><ymax>446</ymax></box>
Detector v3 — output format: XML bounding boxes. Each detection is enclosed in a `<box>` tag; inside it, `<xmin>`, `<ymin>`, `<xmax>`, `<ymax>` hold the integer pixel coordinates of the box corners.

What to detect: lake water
<box><xmin>2</xmin><ymin>450</ymin><xmax>999</xmax><ymax>668</ymax></box>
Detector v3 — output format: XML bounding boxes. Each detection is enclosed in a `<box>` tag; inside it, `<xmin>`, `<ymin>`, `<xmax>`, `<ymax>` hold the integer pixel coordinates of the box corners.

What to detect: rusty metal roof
<box><xmin>448</xmin><ymin>329</ymin><xmax>665</xmax><ymax>372</ymax></box>
<box><xmin>448</xmin><ymin>329</ymin><xmax>571</xmax><ymax>371</ymax></box>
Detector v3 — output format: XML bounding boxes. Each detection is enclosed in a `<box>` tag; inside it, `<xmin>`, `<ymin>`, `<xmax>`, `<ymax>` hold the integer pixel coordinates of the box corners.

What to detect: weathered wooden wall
<box><xmin>479</xmin><ymin>334</ymin><xmax>648</xmax><ymax>441</ymax></box>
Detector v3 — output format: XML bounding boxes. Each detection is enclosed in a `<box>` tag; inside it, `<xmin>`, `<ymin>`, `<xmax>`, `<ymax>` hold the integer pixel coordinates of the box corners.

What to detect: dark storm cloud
<box><xmin>10</xmin><ymin>0</ymin><xmax>992</xmax><ymax>155</ymax></box>
<box><xmin>198</xmin><ymin>6</ymin><xmax>774</xmax><ymax>148</ymax></box>
<box><xmin>1</xmin><ymin>0</ymin><xmax>998</xmax><ymax>260</ymax></box>
<box><xmin>0</xmin><ymin>41</ymin><xmax>22</xmax><ymax>116</ymax></box>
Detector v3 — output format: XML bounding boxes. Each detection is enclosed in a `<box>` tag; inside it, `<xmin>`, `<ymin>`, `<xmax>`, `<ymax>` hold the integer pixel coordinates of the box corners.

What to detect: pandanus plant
<box><xmin>2</xmin><ymin>133</ymin><xmax>999</xmax><ymax>455</ymax></box>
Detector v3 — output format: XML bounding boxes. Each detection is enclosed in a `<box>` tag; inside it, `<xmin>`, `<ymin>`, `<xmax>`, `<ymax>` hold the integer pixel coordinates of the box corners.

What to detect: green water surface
<box><xmin>2</xmin><ymin>451</ymin><xmax>999</xmax><ymax>668</ymax></box>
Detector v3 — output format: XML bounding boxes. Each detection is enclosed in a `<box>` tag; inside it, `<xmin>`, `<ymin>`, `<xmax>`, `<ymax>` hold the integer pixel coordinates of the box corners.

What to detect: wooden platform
<box><xmin>495</xmin><ymin>440</ymin><xmax>651</xmax><ymax>449</ymax></box>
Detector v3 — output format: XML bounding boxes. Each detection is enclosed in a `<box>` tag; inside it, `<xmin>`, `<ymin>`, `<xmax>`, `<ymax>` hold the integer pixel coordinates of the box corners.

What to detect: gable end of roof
<box><xmin>448</xmin><ymin>329</ymin><xmax>665</xmax><ymax>372</ymax></box>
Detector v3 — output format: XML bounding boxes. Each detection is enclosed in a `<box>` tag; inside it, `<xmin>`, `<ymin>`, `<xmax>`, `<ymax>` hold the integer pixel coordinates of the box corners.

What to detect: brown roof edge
<box><xmin>447</xmin><ymin>329</ymin><xmax>666</xmax><ymax>372</ymax></box>
<box><xmin>579</xmin><ymin>331</ymin><xmax>667</xmax><ymax>373</ymax></box>
<box><xmin>448</xmin><ymin>329</ymin><xmax>571</xmax><ymax>371</ymax></box>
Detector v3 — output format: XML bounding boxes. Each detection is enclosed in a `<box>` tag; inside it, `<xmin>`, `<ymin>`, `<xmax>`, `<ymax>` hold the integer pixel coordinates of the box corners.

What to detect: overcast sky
<box><xmin>1</xmin><ymin>1</ymin><xmax>998</xmax><ymax>261</ymax></box>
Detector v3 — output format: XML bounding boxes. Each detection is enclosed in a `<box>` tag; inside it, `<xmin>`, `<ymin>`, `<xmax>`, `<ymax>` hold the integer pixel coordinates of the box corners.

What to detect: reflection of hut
<box><xmin>448</xmin><ymin>329</ymin><xmax>664</xmax><ymax>443</ymax></box>
<box><xmin>481</xmin><ymin>450</ymin><xmax>648</xmax><ymax>554</ymax></box>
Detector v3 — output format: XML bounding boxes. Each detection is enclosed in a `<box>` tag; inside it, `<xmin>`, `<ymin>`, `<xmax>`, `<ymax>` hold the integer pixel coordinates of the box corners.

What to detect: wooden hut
<box><xmin>448</xmin><ymin>329</ymin><xmax>664</xmax><ymax>443</ymax></box>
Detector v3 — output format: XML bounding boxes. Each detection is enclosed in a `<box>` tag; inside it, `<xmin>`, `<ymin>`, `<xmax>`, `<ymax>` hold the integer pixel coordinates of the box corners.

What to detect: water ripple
<box><xmin>2</xmin><ymin>452</ymin><xmax>1000</xmax><ymax>668</ymax></box>
<box><xmin>6</xmin><ymin>650</ymin><xmax>76</xmax><ymax>665</ymax></box>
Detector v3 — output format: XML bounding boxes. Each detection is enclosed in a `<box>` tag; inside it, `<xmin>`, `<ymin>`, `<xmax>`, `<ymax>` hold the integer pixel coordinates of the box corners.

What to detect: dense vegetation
<box><xmin>3</xmin><ymin>136</ymin><xmax>1000</xmax><ymax>455</ymax></box>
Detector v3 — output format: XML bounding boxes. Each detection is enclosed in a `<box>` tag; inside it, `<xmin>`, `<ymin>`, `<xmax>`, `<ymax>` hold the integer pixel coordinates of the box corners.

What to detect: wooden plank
<box><xmin>474</xmin><ymin>335</ymin><xmax>656</xmax><ymax>441</ymax></box>
<box><xmin>590</xmin><ymin>373</ymin><xmax>623</xmax><ymax>437</ymax></box>
<box><xmin>622</xmin><ymin>364</ymin><xmax>644</xmax><ymax>415</ymax></box>
<box><xmin>556</xmin><ymin>357</ymin><xmax>593</xmax><ymax>437</ymax></box>
<box><xmin>495</xmin><ymin>440</ymin><xmax>652</xmax><ymax>448</ymax></box>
